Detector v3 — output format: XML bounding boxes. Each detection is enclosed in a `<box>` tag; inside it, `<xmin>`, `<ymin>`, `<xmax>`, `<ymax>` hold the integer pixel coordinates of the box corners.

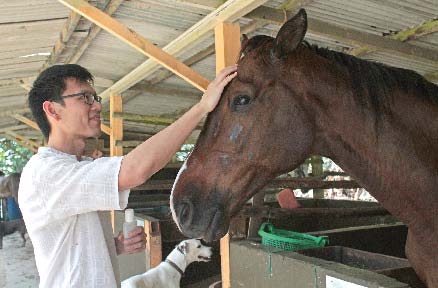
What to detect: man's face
<box><xmin>55</xmin><ymin>77</ymin><xmax>101</xmax><ymax>139</ymax></box>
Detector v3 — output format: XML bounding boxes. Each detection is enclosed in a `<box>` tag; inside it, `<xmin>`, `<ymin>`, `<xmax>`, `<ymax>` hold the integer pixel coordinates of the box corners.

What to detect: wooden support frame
<box><xmin>109</xmin><ymin>94</ymin><xmax>123</xmax><ymax>229</ymax></box>
<box><xmin>215</xmin><ymin>21</ymin><xmax>241</xmax><ymax>288</ymax></box>
<box><xmin>13</xmin><ymin>114</ymin><xmax>40</xmax><ymax>131</ymax></box>
<box><xmin>110</xmin><ymin>94</ymin><xmax>123</xmax><ymax>157</ymax></box>
<box><xmin>89</xmin><ymin>0</ymin><xmax>268</xmax><ymax>100</ymax></box>
<box><xmin>143</xmin><ymin>215</ymin><xmax>162</xmax><ymax>270</ymax></box>
<box><xmin>3</xmin><ymin>134</ymin><xmax>38</xmax><ymax>153</ymax></box>
<box><xmin>5</xmin><ymin>131</ymin><xmax>40</xmax><ymax>149</ymax></box>
<box><xmin>66</xmin><ymin>0</ymin><xmax>124</xmax><ymax>64</ymax></box>
<box><xmin>57</xmin><ymin>0</ymin><xmax>210</xmax><ymax>96</ymax></box>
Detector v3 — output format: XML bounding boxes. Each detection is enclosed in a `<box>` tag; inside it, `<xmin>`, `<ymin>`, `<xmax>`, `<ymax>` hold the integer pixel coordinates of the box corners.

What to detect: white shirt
<box><xmin>18</xmin><ymin>147</ymin><xmax>130</xmax><ymax>288</ymax></box>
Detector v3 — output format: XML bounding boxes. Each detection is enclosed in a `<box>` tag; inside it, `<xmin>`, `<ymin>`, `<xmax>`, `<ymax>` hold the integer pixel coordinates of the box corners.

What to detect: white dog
<box><xmin>121</xmin><ymin>239</ymin><xmax>212</xmax><ymax>288</ymax></box>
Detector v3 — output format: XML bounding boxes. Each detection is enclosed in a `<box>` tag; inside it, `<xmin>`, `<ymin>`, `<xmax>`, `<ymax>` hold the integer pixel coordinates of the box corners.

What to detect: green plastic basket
<box><xmin>258</xmin><ymin>222</ymin><xmax>328</xmax><ymax>251</ymax></box>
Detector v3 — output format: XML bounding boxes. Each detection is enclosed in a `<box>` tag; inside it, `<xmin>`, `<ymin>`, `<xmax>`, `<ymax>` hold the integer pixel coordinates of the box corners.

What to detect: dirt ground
<box><xmin>0</xmin><ymin>232</ymin><xmax>39</xmax><ymax>288</ymax></box>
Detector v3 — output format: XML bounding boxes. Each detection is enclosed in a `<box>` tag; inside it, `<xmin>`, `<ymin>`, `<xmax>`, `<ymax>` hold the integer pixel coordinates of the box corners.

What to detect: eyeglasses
<box><xmin>59</xmin><ymin>91</ymin><xmax>102</xmax><ymax>105</ymax></box>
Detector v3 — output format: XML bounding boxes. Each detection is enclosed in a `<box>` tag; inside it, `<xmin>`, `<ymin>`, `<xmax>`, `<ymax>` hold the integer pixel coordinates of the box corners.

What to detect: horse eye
<box><xmin>232</xmin><ymin>95</ymin><xmax>252</xmax><ymax>112</ymax></box>
<box><xmin>233</xmin><ymin>95</ymin><xmax>251</xmax><ymax>106</ymax></box>
<box><xmin>197</xmin><ymin>245</ymin><xmax>201</xmax><ymax>248</ymax></box>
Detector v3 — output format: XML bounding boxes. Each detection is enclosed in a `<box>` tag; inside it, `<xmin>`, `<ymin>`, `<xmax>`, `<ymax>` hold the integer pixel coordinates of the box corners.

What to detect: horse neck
<box><xmin>306</xmin><ymin>64</ymin><xmax>438</xmax><ymax>229</ymax></box>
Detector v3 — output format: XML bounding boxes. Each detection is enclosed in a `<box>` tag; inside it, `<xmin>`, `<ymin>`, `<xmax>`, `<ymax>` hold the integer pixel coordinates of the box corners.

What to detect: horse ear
<box><xmin>272</xmin><ymin>9</ymin><xmax>307</xmax><ymax>59</ymax></box>
<box><xmin>241</xmin><ymin>34</ymin><xmax>249</xmax><ymax>45</ymax></box>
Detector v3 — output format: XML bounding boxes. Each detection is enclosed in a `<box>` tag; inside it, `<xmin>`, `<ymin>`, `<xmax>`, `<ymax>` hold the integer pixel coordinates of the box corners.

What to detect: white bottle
<box><xmin>123</xmin><ymin>208</ymin><xmax>136</xmax><ymax>239</ymax></box>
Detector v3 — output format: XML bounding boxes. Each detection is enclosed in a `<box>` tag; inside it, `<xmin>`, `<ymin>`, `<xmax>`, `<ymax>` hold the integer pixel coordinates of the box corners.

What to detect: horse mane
<box><xmin>307</xmin><ymin>44</ymin><xmax>438</xmax><ymax>114</ymax></box>
<box><xmin>239</xmin><ymin>34</ymin><xmax>438</xmax><ymax>123</ymax></box>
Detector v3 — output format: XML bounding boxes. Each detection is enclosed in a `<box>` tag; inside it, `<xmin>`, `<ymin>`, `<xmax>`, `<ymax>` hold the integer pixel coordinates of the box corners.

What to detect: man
<box><xmin>18</xmin><ymin>64</ymin><xmax>237</xmax><ymax>287</ymax></box>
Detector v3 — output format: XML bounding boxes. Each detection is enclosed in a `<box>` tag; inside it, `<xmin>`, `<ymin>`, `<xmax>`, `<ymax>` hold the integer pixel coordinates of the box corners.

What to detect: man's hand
<box><xmin>199</xmin><ymin>64</ymin><xmax>238</xmax><ymax>113</ymax></box>
<box><xmin>115</xmin><ymin>226</ymin><xmax>146</xmax><ymax>255</ymax></box>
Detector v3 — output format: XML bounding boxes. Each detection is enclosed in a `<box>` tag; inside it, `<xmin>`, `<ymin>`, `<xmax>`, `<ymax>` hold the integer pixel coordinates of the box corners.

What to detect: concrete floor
<box><xmin>0</xmin><ymin>232</ymin><xmax>39</xmax><ymax>288</ymax></box>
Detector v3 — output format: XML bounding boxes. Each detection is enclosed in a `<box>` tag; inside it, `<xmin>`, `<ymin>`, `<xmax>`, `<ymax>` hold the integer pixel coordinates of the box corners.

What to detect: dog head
<box><xmin>176</xmin><ymin>239</ymin><xmax>212</xmax><ymax>264</ymax></box>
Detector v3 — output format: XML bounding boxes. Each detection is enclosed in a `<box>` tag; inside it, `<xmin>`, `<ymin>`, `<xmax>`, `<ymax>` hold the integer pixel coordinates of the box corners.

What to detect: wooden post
<box><xmin>215</xmin><ymin>22</ymin><xmax>241</xmax><ymax>288</ymax></box>
<box><xmin>143</xmin><ymin>215</ymin><xmax>162</xmax><ymax>270</ymax></box>
<box><xmin>110</xmin><ymin>94</ymin><xmax>123</xmax><ymax>229</ymax></box>
<box><xmin>311</xmin><ymin>156</ymin><xmax>324</xmax><ymax>199</ymax></box>
<box><xmin>247</xmin><ymin>192</ymin><xmax>265</xmax><ymax>239</ymax></box>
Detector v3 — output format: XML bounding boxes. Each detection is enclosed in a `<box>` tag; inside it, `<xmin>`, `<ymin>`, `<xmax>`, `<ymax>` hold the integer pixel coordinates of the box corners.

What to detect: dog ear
<box><xmin>177</xmin><ymin>241</ymin><xmax>189</xmax><ymax>255</ymax></box>
<box><xmin>184</xmin><ymin>242</ymin><xmax>190</xmax><ymax>255</ymax></box>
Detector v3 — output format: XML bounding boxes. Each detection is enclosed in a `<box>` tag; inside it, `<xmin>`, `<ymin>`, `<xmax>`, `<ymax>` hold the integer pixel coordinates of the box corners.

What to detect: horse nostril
<box><xmin>178</xmin><ymin>200</ymin><xmax>194</xmax><ymax>229</ymax></box>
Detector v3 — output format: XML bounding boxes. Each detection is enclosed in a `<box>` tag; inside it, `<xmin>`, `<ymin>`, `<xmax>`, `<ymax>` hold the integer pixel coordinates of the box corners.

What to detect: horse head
<box><xmin>171</xmin><ymin>10</ymin><xmax>317</xmax><ymax>241</ymax></box>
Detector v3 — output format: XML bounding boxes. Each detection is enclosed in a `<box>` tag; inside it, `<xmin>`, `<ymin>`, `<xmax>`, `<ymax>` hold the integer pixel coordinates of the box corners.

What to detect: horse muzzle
<box><xmin>171</xmin><ymin>186</ymin><xmax>230</xmax><ymax>242</ymax></box>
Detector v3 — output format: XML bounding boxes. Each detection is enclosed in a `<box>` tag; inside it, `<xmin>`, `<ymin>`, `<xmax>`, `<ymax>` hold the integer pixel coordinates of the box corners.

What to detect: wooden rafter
<box><xmin>389</xmin><ymin>19</ymin><xmax>438</xmax><ymax>42</ymax></box>
<box><xmin>57</xmin><ymin>0</ymin><xmax>210</xmax><ymax>95</ymax></box>
<box><xmin>144</xmin><ymin>19</ymin><xmax>268</xmax><ymax>87</ymax></box>
<box><xmin>42</xmin><ymin>11</ymin><xmax>82</xmax><ymax>70</ymax></box>
<box><xmin>66</xmin><ymin>0</ymin><xmax>124</xmax><ymax>64</ymax></box>
<box><xmin>13</xmin><ymin>114</ymin><xmax>40</xmax><ymax>131</ymax></box>
<box><xmin>5</xmin><ymin>131</ymin><xmax>40</xmax><ymax>149</ymax></box>
<box><xmin>0</xmin><ymin>125</ymin><xmax>28</xmax><ymax>134</ymax></box>
<box><xmin>100</xmin><ymin>123</ymin><xmax>111</xmax><ymax>136</ymax></box>
<box><xmin>425</xmin><ymin>72</ymin><xmax>438</xmax><ymax>82</ymax></box>
<box><xmin>95</xmin><ymin>0</ymin><xmax>269</xmax><ymax>100</ymax></box>
<box><xmin>0</xmin><ymin>108</ymin><xmax>30</xmax><ymax>118</ymax></box>
<box><xmin>279</xmin><ymin>0</ymin><xmax>314</xmax><ymax>11</ymax></box>
<box><xmin>3</xmin><ymin>133</ymin><xmax>38</xmax><ymax>153</ymax></box>
<box><xmin>0</xmin><ymin>77</ymin><xmax>35</xmax><ymax>88</ymax></box>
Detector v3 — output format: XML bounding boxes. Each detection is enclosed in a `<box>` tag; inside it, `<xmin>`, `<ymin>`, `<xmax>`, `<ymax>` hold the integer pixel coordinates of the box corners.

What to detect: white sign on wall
<box><xmin>326</xmin><ymin>276</ymin><xmax>368</xmax><ymax>288</ymax></box>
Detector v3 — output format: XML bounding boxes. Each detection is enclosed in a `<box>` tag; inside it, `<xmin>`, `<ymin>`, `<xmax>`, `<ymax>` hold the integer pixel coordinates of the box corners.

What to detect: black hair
<box><xmin>28</xmin><ymin>64</ymin><xmax>94</xmax><ymax>139</ymax></box>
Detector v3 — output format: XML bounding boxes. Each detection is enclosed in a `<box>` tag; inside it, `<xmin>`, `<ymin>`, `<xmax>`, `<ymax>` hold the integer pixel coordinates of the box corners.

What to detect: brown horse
<box><xmin>170</xmin><ymin>9</ymin><xmax>438</xmax><ymax>287</ymax></box>
<box><xmin>0</xmin><ymin>173</ymin><xmax>20</xmax><ymax>201</ymax></box>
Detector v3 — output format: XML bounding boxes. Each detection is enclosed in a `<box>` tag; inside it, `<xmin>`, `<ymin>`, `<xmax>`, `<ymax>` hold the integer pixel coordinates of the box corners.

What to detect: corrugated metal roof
<box><xmin>0</xmin><ymin>0</ymin><xmax>437</xmax><ymax>146</ymax></box>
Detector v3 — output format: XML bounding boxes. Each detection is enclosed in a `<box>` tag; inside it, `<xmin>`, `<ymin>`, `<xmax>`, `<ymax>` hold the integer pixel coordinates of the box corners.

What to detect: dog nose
<box><xmin>177</xmin><ymin>199</ymin><xmax>194</xmax><ymax>231</ymax></box>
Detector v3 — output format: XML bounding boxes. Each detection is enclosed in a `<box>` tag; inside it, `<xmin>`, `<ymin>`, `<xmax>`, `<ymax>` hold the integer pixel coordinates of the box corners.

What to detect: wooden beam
<box><xmin>109</xmin><ymin>93</ymin><xmax>123</xmax><ymax>231</ymax></box>
<box><xmin>145</xmin><ymin>19</ymin><xmax>268</xmax><ymax>87</ymax></box>
<box><xmin>247</xmin><ymin>6</ymin><xmax>438</xmax><ymax>64</ymax></box>
<box><xmin>94</xmin><ymin>77</ymin><xmax>114</xmax><ymax>88</ymax></box>
<box><xmin>66</xmin><ymin>0</ymin><xmax>124</xmax><ymax>64</ymax></box>
<box><xmin>389</xmin><ymin>19</ymin><xmax>438</xmax><ymax>42</ymax></box>
<box><xmin>0</xmin><ymin>77</ymin><xmax>35</xmax><ymax>88</ymax></box>
<box><xmin>348</xmin><ymin>46</ymin><xmax>377</xmax><ymax>57</ymax></box>
<box><xmin>108</xmin><ymin>112</ymin><xmax>176</xmax><ymax>126</ymax></box>
<box><xmin>100</xmin><ymin>123</ymin><xmax>111</xmax><ymax>136</ymax></box>
<box><xmin>5</xmin><ymin>131</ymin><xmax>40</xmax><ymax>149</ymax></box>
<box><xmin>3</xmin><ymin>134</ymin><xmax>37</xmax><ymax>153</ymax></box>
<box><xmin>42</xmin><ymin>11</ymin><xmax>82</xmax><ymax>69</ymax></box>
<box><xmin>310</xmin><ymin>155</ymin><xmax>323</xmax><ymax>198</ymax></box>
<box><xmin>0</xmin><ymin>125</ymin><xmax>28</xmax><ymax>134</ymax></box>
<box><xmin>279</xmin><ymin>0</ymin><xmax>314</xmax><ymax>11</ymax></box>
<box><xmin>241</xmin><ymin>206</ymin><xmax>389</xmax><ymax>219</ymax></box>
<box><xmin>97</xmin><ymin>0</ymin><xmax>269</xmax><ymax>100</ymax></box>
<box><xmin>215</xmin><ymin>21</ymin><xmax>241</xmax><ymax>288</ymax></box>
<box><xmin>143</xmin><ymin>216</ymin><xmax>162</xmax><ymax>270</ymax></box>
<box><xmin>115</xmin><ymin>140</ymin><xmax>142</xmax><ymax>147</ymax></box>
<box><xmin>425</xmin><ymin>71</ymin><xmax>438</xmax><ymax>82</ymax></box>
<box><xmin>0</xmin><ymin>108</ymin><xmax>30</xmax><ymax>118</ymax></box>
<box><xmin>101</xmin><ymin>111</ymin><xmax>204</xmax><ymax>130</ymax></box>
<box><xmin>129</xmin><ymin>85</ymin><xmax>201</xmax><ymax>101</ymax></box>
<box><xmin>147</xmin><ymin>44</ymin><xmax>216</xmax><ymax>86</ymax></box>
<box><xmin>132</xmin><ymin>178</ymin><xmax>361</xmax><ymax>191</ymax></box>
<box><xmin>58</xmin><ymin>0</ymin><xmax>210</xmax><ymax>95</ymax></box>
<box><xmin>13</xmin><ymin>114</ymin><xmax>40</xmax><ymax>131</ymax></box>
<box><xmin>110</xmin><ymin>94</ymin><xmax>123</xmax><ymax>157</ymax></box>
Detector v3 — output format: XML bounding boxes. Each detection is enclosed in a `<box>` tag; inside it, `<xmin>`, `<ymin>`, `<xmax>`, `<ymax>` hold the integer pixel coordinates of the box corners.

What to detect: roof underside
<box><xmin>1</xmin><ymin>0</ymin><xmax>437</xmax><ymax>149</ymax></box>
